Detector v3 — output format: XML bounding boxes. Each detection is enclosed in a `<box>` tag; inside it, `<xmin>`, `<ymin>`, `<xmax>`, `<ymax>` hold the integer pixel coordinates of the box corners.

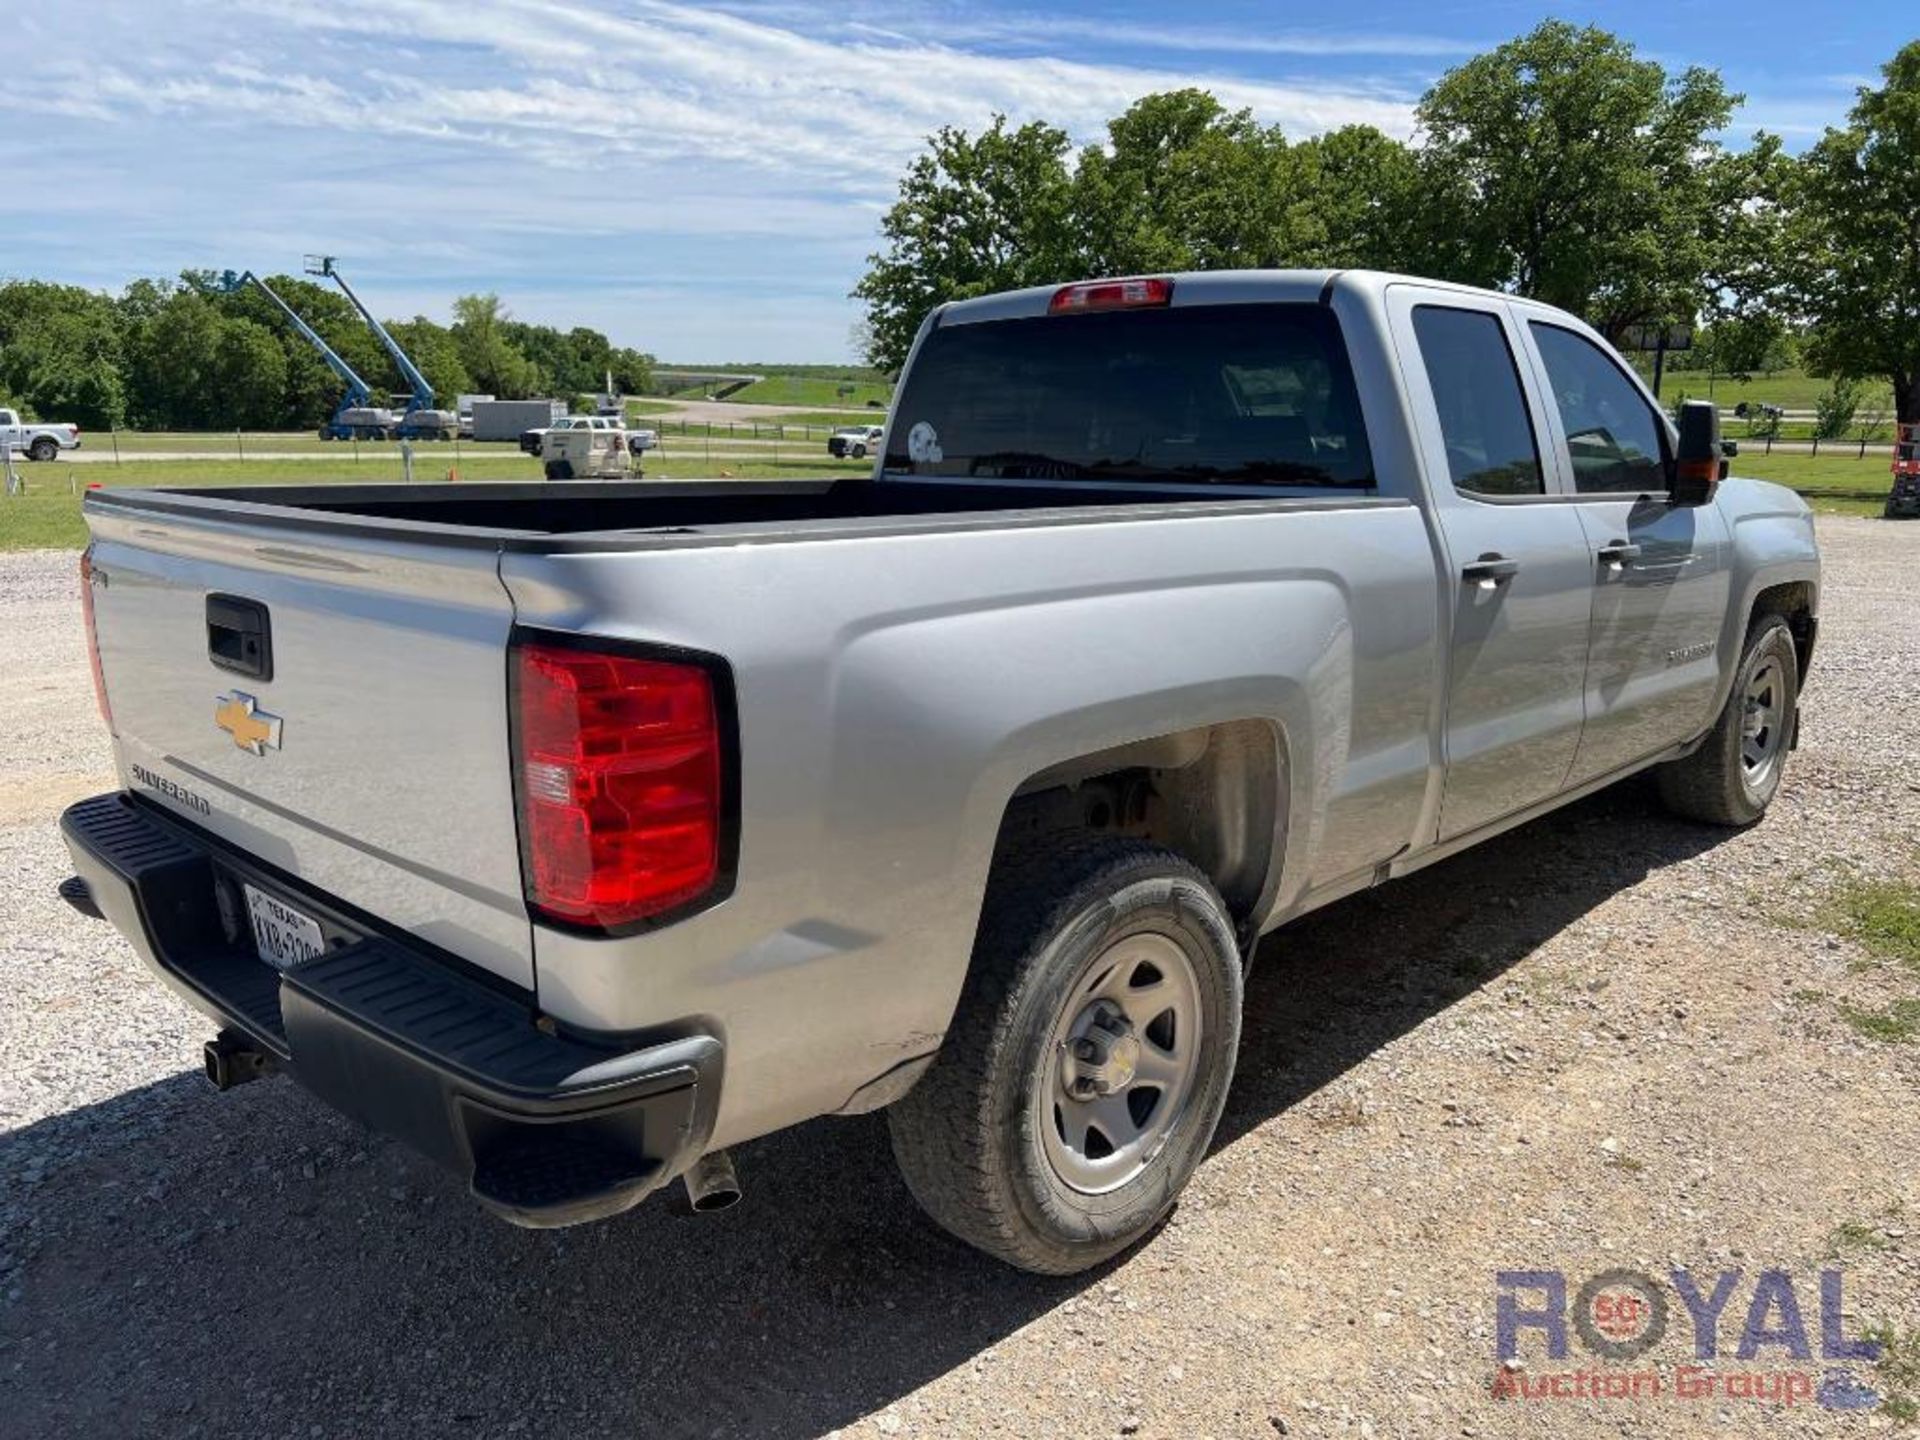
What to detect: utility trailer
<box><xmin>470</xmin><ymin>398</ymin><xmax>567</xmax><ymax>443</ymax></box>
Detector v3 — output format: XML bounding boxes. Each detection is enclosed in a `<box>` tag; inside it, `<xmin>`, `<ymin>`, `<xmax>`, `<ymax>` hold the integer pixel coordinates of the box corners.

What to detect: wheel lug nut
<box><xmin>1073</xmin><ymin>1038</ymin><xmax>1100</xmax><ymax>1062</ymax></box>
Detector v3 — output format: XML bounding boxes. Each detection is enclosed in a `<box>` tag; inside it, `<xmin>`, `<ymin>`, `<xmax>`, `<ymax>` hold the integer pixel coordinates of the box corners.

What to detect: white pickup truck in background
<box><xmin>0</xmin><ymin>407</ymin><xmax>81</xmax><ymax>460</ymax></box>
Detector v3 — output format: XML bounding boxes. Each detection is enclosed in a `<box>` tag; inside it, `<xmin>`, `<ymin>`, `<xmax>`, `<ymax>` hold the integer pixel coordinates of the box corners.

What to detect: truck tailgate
<box><xmin>84</xmin><ymin>507</ymin><xmax>533</xmax><ymax>990</ymax></box>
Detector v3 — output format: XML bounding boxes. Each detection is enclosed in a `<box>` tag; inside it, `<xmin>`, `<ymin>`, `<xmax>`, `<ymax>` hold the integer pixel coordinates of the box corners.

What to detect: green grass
<box><xmin>1733</xmin><ymin>452</ymin><xmax>1899</xmax><ymax>516</ymax></box>
<box><xmin>1828</xmin><ymin>1219</ymin><xmax>1893</xmax><ymax>1257</ymax></box>
<box><xmin>1837</xmin><ymin>998</ymin><xmax>1920</xmax><ymax>1044</ymax></box>
<box><xmin>1865</xmin><ymin>1324</ymin><xmax>1920</xmax><ymax>1422</ymax></box>
<box><xmin>0</xmin><ymin>453</ymin><xmax>870</xmax><ymax>551</ymax></box>
<box><xmin>725</xmin><ymin>374</ymin><xmax>892</xmax><ymax>410</ymax></box>
<box><xmin>756</xmin><ymin>409</ymin><xmax>891</xmax><ymax>428</ymax></box>
<box><xmin>1807</xmin><ymin>873</ymin><xmax>1920</xmax><ymax>1044</ymax></box>
<box><xmin>622</xmin><ymin>399</ymin><xmax>681</xmax><ymax>418</ymax></box>
<box><xmin>1634</xmin><ymin>366</ymin><xmax>1898</xmax><ymax>415</ymax></box>
<box><xmin>0</xmin><ymin>492</ymin><xmax>89</xmax><ymax>550</ymax></box>
<box><xmin>1825</xmin><ymin>877</ymin><xmax>1920</xmax><ymax>972</ymax></box>
<box><xmin>93</xmin><ymin>430</ymin><xmax>467</xmax><ymax>456</ymax></box>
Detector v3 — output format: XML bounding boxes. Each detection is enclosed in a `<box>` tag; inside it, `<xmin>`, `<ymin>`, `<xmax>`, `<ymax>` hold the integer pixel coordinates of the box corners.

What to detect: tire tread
<box><xmin>1657</xmin><ymin>614</ymin><xmax>1798</xmax><ymax>826</ymax></box>
<box><xmin>888</xmin><ymin>833</ymin><xmax>1231</xmax><ymax>1273</ymax></box>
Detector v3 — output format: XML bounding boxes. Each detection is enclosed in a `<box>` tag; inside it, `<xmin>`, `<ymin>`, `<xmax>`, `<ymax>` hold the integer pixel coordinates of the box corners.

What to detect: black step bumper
<box><xmin>60</xmin><ymin>792</ymin><xmax>722</xmax><ymax>1228</ymax></box>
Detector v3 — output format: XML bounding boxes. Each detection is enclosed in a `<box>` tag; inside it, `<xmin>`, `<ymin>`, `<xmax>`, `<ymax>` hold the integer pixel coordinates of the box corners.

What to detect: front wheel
<box><xmin>1657</xmin><ymin>614</ymin><xmax>1799</xmax><ymax>826</ymax></box>
<box><xmin>888</xmin><ymin>836</ymin><xmax>1243</xmax><ymax>1273</ymax></box>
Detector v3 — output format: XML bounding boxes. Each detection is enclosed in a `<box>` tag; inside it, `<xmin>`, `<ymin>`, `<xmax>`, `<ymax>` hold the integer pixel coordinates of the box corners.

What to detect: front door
<box><xmin>1391</xmin><ymin>292</ymin><xmax>1597</xmax><ymax>840</ymax></box>
<box><xmin>1520</xmin><ymin>319</ymin><xmax>1732</xmax><ymax>783</ymax></box>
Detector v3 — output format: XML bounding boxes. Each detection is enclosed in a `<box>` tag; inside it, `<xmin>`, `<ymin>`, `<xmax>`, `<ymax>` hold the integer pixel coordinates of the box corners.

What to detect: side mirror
<box><xmin>1670</xmin><ymin>400</ymin><xmax>1724</xmax><ymax>507</ymax></box>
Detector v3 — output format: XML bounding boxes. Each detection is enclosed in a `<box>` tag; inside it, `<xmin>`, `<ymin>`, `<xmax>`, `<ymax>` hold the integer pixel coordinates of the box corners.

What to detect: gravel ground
<box><xmin>1</xmin><ymin>521</ymin><xmax>1917</xmax><ymax>1439</ymax></box>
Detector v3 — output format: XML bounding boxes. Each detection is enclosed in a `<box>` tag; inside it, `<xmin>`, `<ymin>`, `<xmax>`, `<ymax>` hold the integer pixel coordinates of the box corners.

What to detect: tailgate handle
<box><xmin>206</xmin><ymin>594</ymin><xmax>274</xmax><ymax>682</ymax></box>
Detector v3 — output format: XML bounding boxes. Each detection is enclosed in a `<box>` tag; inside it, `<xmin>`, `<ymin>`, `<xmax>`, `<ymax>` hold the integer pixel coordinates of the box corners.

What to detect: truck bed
<box><xmin>88</xmin><ymin>477</ymin><xmax>1382</xmax><ymax>551</ymax></box>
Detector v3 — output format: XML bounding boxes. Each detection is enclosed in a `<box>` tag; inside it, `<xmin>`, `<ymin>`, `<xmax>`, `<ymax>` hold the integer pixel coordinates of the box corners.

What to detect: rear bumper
<box><xmin>60</xmin><ymin>791</ymin><xmax>723</xmax><ymax>1228</ymax></box>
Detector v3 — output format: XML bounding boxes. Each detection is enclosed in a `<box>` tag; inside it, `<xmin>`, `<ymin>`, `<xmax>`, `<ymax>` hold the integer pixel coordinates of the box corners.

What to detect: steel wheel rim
<box><xmin>1038</xmin><ymin>931</ymin><xmax>1203</xmax><ymax>1196</ymax></box>
<box><xmin>1740</xmin><ymin>656</ymin><xmax>1785</xmax><ymax>792</ymax></box>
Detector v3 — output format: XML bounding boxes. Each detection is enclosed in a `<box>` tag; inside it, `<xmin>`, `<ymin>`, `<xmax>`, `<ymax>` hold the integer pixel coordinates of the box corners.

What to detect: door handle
<box><xmin>1461</xmin><ymin>554</ymin><xmax>1520</xmax><ymax>588</ymax></box>
<box><xmin>1597</xmin><ymin>540</ymin><xmax>1642</xmax><ymax>570</ymax></box>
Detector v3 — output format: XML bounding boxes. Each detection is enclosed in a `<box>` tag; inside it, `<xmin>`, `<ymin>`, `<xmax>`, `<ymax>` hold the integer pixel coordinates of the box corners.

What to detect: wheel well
<box><xmin>994</xmin><ymin>719</ymin><xmax>1285</xmax><ymax>928</ymax></box>
<box><xmin>1752</xmin><ymin>580</ymin><xmax>1816</xmax><ymax>677</ymax></box>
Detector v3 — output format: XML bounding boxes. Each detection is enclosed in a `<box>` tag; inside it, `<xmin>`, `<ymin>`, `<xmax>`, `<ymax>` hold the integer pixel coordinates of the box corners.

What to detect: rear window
<box><xmin>885</xmin><ymin>303</ymin><xmax>1373</xmax><ymax>488</ymax></box>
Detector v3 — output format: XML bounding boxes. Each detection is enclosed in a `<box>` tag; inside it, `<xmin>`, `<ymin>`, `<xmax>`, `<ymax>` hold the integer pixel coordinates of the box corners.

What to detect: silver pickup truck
<box><xmin>61</xmin><ymin>270</ymin><xmax>1819</xmax><ymax>1274</ymax></box>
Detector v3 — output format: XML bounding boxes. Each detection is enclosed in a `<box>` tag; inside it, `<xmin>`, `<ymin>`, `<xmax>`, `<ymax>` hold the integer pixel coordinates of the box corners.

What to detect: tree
<box><xmin>1698</xmin><ymin>312</ymin><xmax>1792</xmax><ymax>380</ymax></box>
<box><xmin>1280</xmin><ymin>125</ymin><xmax>1432</xmax><ymax>272</ymax></box>
<box><xmin>607</xmin><ymin>346</ymin><xmax>655</xmax><ymax>397</ymax></box>
<box><xmin>208</xmin><ymin>318</ymin><xmax>289</xmax><ymax>430</ymax></box>
<box><xmin>122</xmin><ymin>289</ymin><xmax>226</xmax><ymax>428</ymax></box>
<box><xmin>1786</xmin><ymin>41</ymin><xmax>1920</xmax><ymax>424</ymax></box>
<box><xmin>1071</xmin><ymin>91</ymin><xmax>1292</xmax><ymax>274</ymax></box>
<box><xmin>451</xmin><ymin>293</ymin><xmax>543</xmax><ymax>397</ymax></box>
<box><xmin>1414</xmin><ymin>20</ymin><xmax>1740</xmax><ymax>341</ymax></box>
<box><xmin>0</xmin><ymin>280</ymin><xmax>126</xmax><ymax>428</ymax></box>
<box><xmin>852</xmin><ymin>117</ymin><xmax>1077</xmax><ymax>371</ymax></box>
<box><xmin>388</xmin><ymin>317</ymin><xmax>474</xmax><ymax>404</ymax></box>
<box><xmin>1812</xmin><ymin>377</ymin><xmax>1861</xmax><ymax>440</ymax></box>
<box><xmin>1851</xmin><ymin>399</ymin><xmax>1892</xmax><ymax>457</ymax></box>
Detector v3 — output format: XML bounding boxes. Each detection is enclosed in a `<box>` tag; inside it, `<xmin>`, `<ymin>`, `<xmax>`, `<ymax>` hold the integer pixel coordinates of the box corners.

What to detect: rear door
<box><xmin>1517</xmin><ymin>316</ymin><xmax>1731</xmax><ymax>782</ymax></box>
<box><xmin>85</xmin><ymin>505</ymin><xmax>535</xmax><ymax>989</ymax></box>
<box><xmin>1388</xmin><ymin>287</ymin><xmax>1595</xmax><ymax>840</ymax></box>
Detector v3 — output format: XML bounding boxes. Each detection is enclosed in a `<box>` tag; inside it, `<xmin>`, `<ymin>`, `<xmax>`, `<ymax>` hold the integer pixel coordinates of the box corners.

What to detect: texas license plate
<box><xmin>243</xmin><ymin>883</ymin><xmax>325</xmax><ymax>970</ymax></box>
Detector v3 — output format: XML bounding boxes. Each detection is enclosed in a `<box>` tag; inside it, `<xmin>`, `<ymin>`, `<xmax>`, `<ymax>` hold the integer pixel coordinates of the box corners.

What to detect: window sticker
<box><xmin>906</xmin><ymin>420</ymin><xmax>943</xmax><ymax>464</ymax></box>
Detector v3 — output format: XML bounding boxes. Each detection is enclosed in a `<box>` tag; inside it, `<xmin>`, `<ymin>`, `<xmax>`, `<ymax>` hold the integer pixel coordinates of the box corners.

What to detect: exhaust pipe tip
<box><xmin>204</xmin><ymin>1029</ymin><xmax>273</xmax><ymax>1091</ymax></box>
<box><xmin>681</xmin><ymin>1150</ymin><xmax>741</xmax><ymax>1213</ymax></box>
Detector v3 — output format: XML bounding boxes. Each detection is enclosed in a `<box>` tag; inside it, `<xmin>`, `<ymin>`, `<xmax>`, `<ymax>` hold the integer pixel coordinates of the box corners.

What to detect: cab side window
<box><xmin>1530</xmin><ymin>323</ymin><xmax>1667</xmax><ymax>495</ymax></box>
<box><xmin>1411</xmin><ymin>307</ymin><xmax>1545</xmax><ymax>497</ymax></box>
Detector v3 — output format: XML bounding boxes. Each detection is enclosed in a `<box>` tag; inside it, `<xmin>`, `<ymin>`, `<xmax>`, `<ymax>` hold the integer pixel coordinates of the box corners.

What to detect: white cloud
<box><xmin>0</xmin><ymin>0</ymin><xmax>1433</xmax><ymax>355</ymax></box>
<box><xmin>940</xmin><ymin>14</ymin><xmax>1483</xmax><ymax>58</ymax></box>
<box><xmin>48</xmin><ymin>0</ymin><xmax>1420</xmax><ymax>174</ymax></box>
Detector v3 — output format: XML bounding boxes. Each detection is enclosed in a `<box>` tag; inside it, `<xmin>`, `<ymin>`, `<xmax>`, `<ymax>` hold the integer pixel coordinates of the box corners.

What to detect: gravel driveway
<box><xmin>2</xmin><ymin>521</ymin><xmax>1916</xmax><ymax>1438</ymax></box>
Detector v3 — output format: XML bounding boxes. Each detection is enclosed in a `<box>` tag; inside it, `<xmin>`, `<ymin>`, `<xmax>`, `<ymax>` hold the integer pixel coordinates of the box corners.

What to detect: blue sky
<box><xmin>0</xmin><ymin>1</ymin><xmax>1905</xmax><ymax>361</ymax></box>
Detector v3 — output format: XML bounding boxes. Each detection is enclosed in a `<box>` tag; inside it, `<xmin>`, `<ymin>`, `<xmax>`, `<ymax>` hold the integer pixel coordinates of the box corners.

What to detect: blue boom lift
<box><xmin>219</xmin><ymin>270</ymin><xmax>396</xmax><ymax>440</ymax></box>
<box><xmin>306</xmin><ymin>256</ymin><xmax>455</xmax><ymax>440</ymax></box>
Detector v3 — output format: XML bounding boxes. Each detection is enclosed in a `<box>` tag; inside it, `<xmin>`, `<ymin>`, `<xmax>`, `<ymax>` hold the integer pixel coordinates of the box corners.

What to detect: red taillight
<box><xmin>1048</xmin><ymin>277</ymin><xmax>1174</xmax><ymax>314</ymax></box>
<box><xmin>512</xmin><ymin>637</ymin><xmax>730</xmax><ymax>931</ymax></box>
<box><xmin>78</xmin><ymin>548</ymin><xmax>112</xmax><ymax>731</ymax></box>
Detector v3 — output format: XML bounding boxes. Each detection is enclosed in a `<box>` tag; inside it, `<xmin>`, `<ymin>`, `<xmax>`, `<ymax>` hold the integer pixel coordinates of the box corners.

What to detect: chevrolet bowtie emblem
<box><xmin>214</xmin><ymin>691</ymin><xmax>283</xmax><ymax>756</ymax></box>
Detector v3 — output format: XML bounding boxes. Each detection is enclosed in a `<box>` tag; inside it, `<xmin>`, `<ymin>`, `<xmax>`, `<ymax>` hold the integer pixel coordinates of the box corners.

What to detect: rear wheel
<box><xmin>1657</xmin><ymin>614</ymin><xmax>1799</xmax><ymax>825</ymax></box>
<box><xmin>28</xmin><ymin>437</ymin><xmax>57</xmax><ymax>462</ymax></box>
<box><xmin>888</xmin><ymin>836</ymin><xmax>1242</xmax><ymax>1273</ymax></box>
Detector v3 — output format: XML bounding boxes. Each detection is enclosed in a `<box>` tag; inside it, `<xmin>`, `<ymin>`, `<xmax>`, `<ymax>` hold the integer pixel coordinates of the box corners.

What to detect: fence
<box><xmin>0</xmin><ymin>419</ymin><xmax>874</xmax><ymax>502</ymax></box>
